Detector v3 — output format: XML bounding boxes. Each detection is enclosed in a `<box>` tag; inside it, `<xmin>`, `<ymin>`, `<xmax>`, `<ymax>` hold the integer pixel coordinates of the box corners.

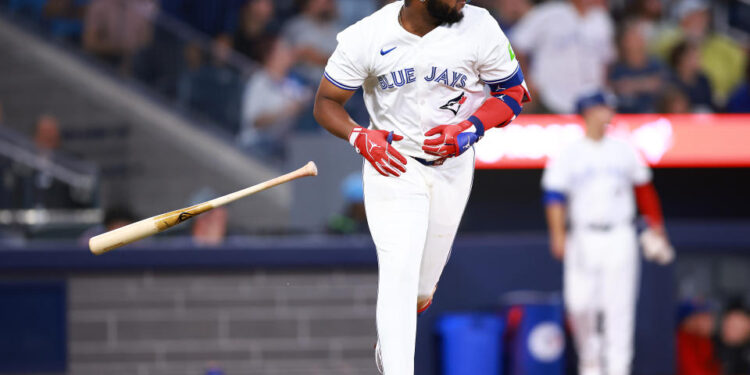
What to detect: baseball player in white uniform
<box><xmin>312</xmin><ymin>0</ymin><xmax>530</xmax><ymax>373</ymax></box>
<box><xmin>542</xmin><ymin>92</ymin><xmax>671</xmax><ymax>375</ymax></box>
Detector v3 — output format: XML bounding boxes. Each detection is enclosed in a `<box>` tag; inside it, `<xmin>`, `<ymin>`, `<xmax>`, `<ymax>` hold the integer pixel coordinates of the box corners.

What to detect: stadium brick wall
<box><xmin>66</xmin><ymin>270</ymin><xmax>379</xmax><ymax>375</ymax></box>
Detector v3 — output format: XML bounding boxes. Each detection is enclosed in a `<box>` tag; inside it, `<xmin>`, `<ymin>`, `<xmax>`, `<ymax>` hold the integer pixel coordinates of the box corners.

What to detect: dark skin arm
<box><xmin>545</xmin><ymin>202</ymin><xmax>566</xmax><ymax>261</ymax></box>
<box><xmin>313</xmin><ymin>78</ymin><xmax>359</xmax><ymax>140</ymax></box>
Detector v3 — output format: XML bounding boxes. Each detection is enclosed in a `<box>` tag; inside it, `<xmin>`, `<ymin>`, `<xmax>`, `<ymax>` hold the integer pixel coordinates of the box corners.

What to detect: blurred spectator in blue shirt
<box><xmin>239</xmin><ymin>36</ymin><xmax>311</xmax><ymax>162</ymax></box>
<box><xmin>726</xmin><ymin>59</ymin><xmax>750</xmax><ymax>113</ymax></box>
<box><xmin>609</xmin><ymin>19</ymin><xmax>666</xmax><ymax>113</ymax></box>
<box><xmin>657</xmin><ymin>86</ymin><xmax>692</xmax><ymax>113</ymax></box>
<box><xmin>668</xmin><ymin>40</ymin><xmax>714</xmax><ymax>112</ymax></box>
<box><xmin>178</xmin><ymin>35</ymin><xmax>243</xmax><ymax>133</ymax></box>
<box><xmin>233</xmin><ymin>0</ymin><xmax>278</xmax><ymax>63</ymax></box>
<box><xmin>82</xmin><ymin>0</ymin><xmax>157</xmax><ymax>74</ymax></box>
<box><xmin>282</xmin><ymin>0</ymin><xmax>339</xmax><ymax>86</ymax></box>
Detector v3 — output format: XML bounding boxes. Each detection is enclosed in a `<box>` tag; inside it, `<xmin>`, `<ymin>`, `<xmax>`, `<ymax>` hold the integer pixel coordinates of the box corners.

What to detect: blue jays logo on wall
<box><xmin>440</xmin><ymin>92</ymin><xmax>467</xmax><ymax>115</ymax></box>
<box><xmin>528</xmin><ymin>322</ymin><xmax>564</xmax><ymax>362</ymax></box>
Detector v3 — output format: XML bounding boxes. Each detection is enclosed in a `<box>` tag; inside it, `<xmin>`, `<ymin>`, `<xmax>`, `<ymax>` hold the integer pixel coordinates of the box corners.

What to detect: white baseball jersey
<box><xmin>542</xmin><ymin>136</ymin><xmax>651</xmax><ymax>228</ymax></box>
<box><xmin>324</xmin><ymin>1</ymin><xmax>523</xmax><ymax>161</ymax></box>
<box><xmin>511</xmin><ymin>2</ymin><xmax>615</xmax><ymax>114</ymax></box>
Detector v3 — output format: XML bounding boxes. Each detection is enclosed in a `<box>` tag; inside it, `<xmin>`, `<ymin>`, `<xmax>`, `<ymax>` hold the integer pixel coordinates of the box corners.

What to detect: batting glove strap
<box><xmin>422</xmin><ymin>120</ymin><xmax>481</xmax><ymax>158</ymax></box>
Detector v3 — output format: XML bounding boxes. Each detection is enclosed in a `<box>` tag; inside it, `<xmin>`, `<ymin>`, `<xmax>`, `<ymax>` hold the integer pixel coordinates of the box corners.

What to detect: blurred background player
<box><xmin>542</xmin><ymin>91</ymin><xmax>672</xmax><ymax>375</ymax></box>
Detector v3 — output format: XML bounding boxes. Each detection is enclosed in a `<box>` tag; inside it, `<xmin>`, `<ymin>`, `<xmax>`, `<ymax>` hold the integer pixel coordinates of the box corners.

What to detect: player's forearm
<box><xmin>469</xmin><ymin>85</ymin><xmax>528</xmax><ymax>132</ymax></box>
<box><xmin>545</xmin><ymin>203</ymin><xmax>567</xmax><ymax>242</ymax></box>
<box><xmin>313</xmin><ymin>95</ymin><xmax>359</xmax><ymax>140</ymax></box>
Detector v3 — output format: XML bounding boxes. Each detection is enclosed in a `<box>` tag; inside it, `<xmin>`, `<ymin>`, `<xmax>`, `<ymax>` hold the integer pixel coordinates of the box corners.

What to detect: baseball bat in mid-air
<box><xmin>89</xmin><ymin>161</ymin><xmax>318</xmax><ymax>255</ymax></box>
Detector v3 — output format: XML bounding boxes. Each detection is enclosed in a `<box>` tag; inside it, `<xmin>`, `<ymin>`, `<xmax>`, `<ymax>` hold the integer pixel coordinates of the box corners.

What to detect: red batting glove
<box><xmin>349</xmin><ymin>127</ymin><xmax>408</xmax><ymax>177</ymax></box>
<box><xmin>422</xmin><ymin>120</ymin><xmax>478</xmax><ymax>158</ymax></box>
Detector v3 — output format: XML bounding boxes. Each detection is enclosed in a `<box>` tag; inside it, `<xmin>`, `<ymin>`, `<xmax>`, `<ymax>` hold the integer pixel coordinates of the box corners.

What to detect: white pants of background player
<box><xmin>565</xmin><ymin>225</ymin><xmax>639</xmax><ymax>375</ymax></box>
<box><xmin>363</xmin><ymin>150</ymin><xmax>474</xmax><ymax>375</ymax></box>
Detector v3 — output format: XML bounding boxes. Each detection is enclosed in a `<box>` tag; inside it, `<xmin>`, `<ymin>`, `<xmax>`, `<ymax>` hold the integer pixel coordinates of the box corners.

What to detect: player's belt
<box><xmin>586</xmin><ymin>223</ymin><xmax>613</xmax><ymax>232</ymax></box>
<box><xmin>413</xmin><ymin>157</ymin><xmax>446</xmax><ymax>167</ymax></box>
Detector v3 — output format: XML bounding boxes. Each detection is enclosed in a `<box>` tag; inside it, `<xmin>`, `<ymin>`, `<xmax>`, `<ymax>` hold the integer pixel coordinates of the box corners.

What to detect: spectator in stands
<box><xmin>726</xmin><ymin>57</ymin><xmax>750</xmax><ymax>113</ymax></box>
<box><xmin>82</xmin><ymin>0</ymin><xmax>158</xmax><ymax>74</ymax></box>
<box><xmin>282</xmin><ymin>0</ymin><xmax>339</xmax><ymax>86</ymax></box>
<box><xmin>624</xmin><ymin>0</ymin><xmax>665</xmax><ymax>43</ymax></box>
<box><xmin>189</xmin><ymin>188</ymin><xmax>228</xmax><ymax>247</ymax></box>
<box><xmin>493</xmin><ymin>0</ymin><xmax>533</xmax><ymax>31</ymax></box>
<box><xmin>716</xmin><ymin>299</ymin><xmax>750</xmax><ymax>375</ymax></box>
<box><xmin>657</xmin><ymin>86</ymin><xmax>692</xmax><ymax>113</ymax></box>
<box><xmin>233</xmin><ymin>0</ymin><xmax>277</xmax><ymax>63</ymax></box>
<box><xmin>177</xmin><ymin>35</ymin><xmax>243</xmax><ymax>133</ymax></box>
<box><xmin>668</xmin><ymin>41</ymin><xmax>714</xmax><ymax>112</ymax></box>
<box><xmin>327</xmin><ymin>172</ymin><xmax>367</xmax><ymax>235</ymax></box>
<box><xmin>651</xmin><ymin>0</ymin><xmax>747</xmax><ymax>106</ymax></box>
<box><xmin>609</xmin><ymin>19</ymin><xmax>666</xmax><ymax>113</ymax></box>
<box><xmin>511</xmin><ymin>0</ymin><xmax>616</xmax><ymax>113</ymax></box>
<box><xmin>35</xmin><ymin>115</ymin><xmax>62</xmax><ymax>153</ymax></box>
<box><xmin>239</xmin><ymin>36</ymin><xmax>311</xmax><ymax>162</ymax></box>
<box><xmin>676</xmin><ymin>299</ymin><xmax>720</xmax><ymax>375</ymax></box>
<box><xmin>29</xmin><ymin>115</ymin><xmax>82</xmax><ymax>209</ymax></box>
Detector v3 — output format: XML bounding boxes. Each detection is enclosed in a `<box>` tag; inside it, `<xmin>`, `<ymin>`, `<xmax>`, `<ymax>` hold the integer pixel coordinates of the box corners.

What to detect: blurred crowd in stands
<box><xmin>1</xmin><ymin>0</ymin><xmax>750</xmax><ymax>237</ymax></box>
<box><xmin>677</xmin><ymin>298</ymin><xmax>750</xmax><ymax>375</ymax></box>
<box><xmin>3</xmin><ymin>0</ymin><xmax>748</xmax><ymax>165</ymax></box>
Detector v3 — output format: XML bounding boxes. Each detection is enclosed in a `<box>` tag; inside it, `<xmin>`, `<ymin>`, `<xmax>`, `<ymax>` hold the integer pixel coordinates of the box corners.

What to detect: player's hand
<box><xmin>350</xmin><ymin>127</ymin><xmax>407</xmax><ymax>177</ymax></box>
<box><xmin>550</xmin><ymin>235</ymin><xmax>565</xmax><ymax>261</ymax></box>
<box><xmin>640</xmin><ymin>225</ymin><xmax>674</xmax><ymax>265</ymax></box>
<box><xmin>422</xmin><ymin>120</ymin><xmax>480</xmax><ymax>158</ymax></box>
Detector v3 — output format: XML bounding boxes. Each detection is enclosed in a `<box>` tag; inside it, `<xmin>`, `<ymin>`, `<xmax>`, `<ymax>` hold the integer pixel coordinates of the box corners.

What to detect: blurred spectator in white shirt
<box><xmin>239</xmin><ymin>36</ymin><xmax>311</xmax><ymax>162</ymax></box>
<box><xmin>511</xmin><ymin>0</ymin><xmax>615</xmax><ymax>114</ymax></box>
<box><xmin>282</xmin><ymin>0</ymin><xmax>339</xmax><ymax>86</ymax></box>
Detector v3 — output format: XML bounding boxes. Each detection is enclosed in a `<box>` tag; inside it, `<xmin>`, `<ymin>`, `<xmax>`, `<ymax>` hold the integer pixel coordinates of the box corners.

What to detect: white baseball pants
<box><xmin>363</xmin><ymin>150</ymin><xmax>474</xmax><ymax>375</ymax></box>
<box><xmin>564</xmin><ymin>225</ymin><xmax>639</xmax><ymax>375</ymax></box>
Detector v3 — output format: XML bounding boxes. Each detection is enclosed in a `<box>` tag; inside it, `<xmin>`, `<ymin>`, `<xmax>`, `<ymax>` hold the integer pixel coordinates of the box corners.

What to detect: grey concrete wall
<box><xmin>67</xmin><ymin>270</ymin><xmax>379</xmax><ymax>375</ymax></box>
<box><xmin>287</xmin><ymin>134</ymin><xmax>364</xmax><ymax>233</ymax></box>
